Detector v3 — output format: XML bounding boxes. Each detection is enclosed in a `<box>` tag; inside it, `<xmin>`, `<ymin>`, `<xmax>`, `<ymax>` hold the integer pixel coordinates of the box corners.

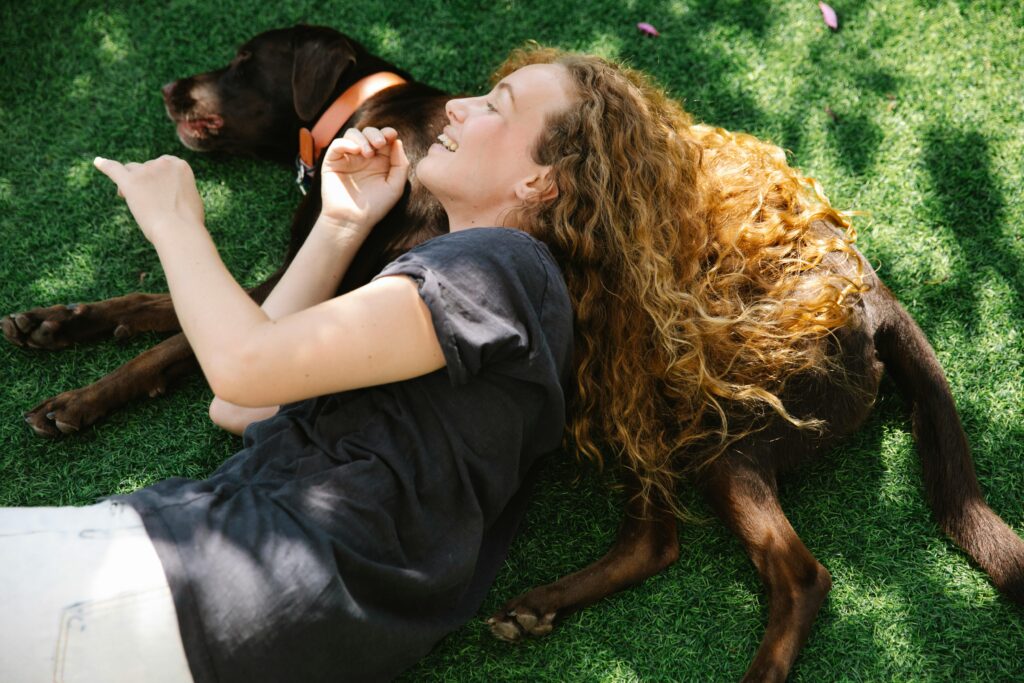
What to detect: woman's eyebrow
<box><xmin>496</xmin><ymin>82</ymin><xmax>517</xmax><ymax>109</ymax></box>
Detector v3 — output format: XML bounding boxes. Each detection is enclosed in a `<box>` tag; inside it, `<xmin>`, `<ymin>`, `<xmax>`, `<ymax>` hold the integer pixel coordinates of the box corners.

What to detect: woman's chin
<box><xmin>415</xmin><ymin>153</ymin><xmax>442</xmax><ymax>185</ymax></box>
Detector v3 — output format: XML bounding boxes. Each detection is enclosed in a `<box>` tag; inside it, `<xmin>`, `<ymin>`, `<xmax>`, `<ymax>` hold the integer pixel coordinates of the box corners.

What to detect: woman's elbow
<box><xmin>209</xmin><ymin>396</ymin><xmax>241</xmax><ymax>434</ymax></box>
<box><xmin>208</xmin><ymin>396</ymin><xmax>278</xmax><ymax>436</ymax></box>
<box><xmin>204</xmin><ymin>349</ymin><xmax>256</xmax><ymax>406</ymax></box>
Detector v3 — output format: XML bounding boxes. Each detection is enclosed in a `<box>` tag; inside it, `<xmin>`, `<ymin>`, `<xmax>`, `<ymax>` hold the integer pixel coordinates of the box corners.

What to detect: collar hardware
<box><xmin>294</xmin><ymin>71</ymin><xmax>407</xmax><ymax>193</ymax></box>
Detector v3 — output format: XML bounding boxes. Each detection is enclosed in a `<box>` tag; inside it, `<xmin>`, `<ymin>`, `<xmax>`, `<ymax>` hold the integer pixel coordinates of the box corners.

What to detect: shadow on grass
<box><xmin>860</xmin><ymin>122</ymin><xmax>1022</xmax><ymax>343</ymax></box>
<box><xmin>920</xmin><ymin>127</ymin><xmax>1022</xmax><ymax>324</ymax></box>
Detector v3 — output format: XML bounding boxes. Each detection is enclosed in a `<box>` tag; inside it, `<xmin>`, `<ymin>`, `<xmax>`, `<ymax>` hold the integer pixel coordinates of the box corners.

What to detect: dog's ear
<box><xmin>291</xmin><ymin>27</ymin><xmax>357</xmax><ymax>122</ymax></box>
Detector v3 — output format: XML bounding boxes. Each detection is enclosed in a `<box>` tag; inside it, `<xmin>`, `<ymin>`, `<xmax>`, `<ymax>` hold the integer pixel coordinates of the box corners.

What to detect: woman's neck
<box><xmin>444</xmin><ymin>203</ymin><xmax>517</xmax><ymax>233</ymax></box>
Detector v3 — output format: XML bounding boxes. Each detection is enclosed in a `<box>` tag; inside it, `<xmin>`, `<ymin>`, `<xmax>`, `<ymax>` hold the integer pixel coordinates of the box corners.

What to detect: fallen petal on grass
<box><xmin>636</xmin><ymin>22</ymin><xmax>660</xmax><ymax>37</ymax></box>
<box><xmin>819</xmin><ymin>2</ymin><xmax>839</xmax><ymax>30</ymax></box>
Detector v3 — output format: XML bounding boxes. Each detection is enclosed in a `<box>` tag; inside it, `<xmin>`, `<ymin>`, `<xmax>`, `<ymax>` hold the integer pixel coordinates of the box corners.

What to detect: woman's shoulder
<box><xmin>414</xmin><ymin>226</ymin><xmax>552</xmax><ymax>259</ymax></box>
<box><xmin>390</xmin><ymin>227</ymin><xmax>563</xmax><ymax>292</ymax></box>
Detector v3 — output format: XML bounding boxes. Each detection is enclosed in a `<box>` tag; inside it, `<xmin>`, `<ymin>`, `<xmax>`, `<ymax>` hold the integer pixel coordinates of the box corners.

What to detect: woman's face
<box><xmin>416</xmin><ymin>63</ymin><xmax>573</xmax><ymax>226</ymax></box>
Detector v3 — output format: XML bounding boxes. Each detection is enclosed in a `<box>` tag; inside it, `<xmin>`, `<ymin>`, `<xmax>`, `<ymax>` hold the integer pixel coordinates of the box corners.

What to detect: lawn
<box><xmin>1</xmin><ymin>0</ymin><xmax>1022</xmax><ymax>680</ymax></box>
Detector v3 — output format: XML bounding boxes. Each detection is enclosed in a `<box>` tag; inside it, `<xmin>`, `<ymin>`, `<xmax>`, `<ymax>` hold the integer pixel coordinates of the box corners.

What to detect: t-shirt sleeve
<box><xmin>372</xmin><ymin>228</ymin><xmax>550</xmax><ymax>386</ymax></box>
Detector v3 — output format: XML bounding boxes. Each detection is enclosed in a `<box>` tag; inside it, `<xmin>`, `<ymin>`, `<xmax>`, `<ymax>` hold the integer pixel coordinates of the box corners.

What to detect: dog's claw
<box><xmin>25</xmin><ymin>411</ymin><xmax>59</xmax><ymax>438</ymax></box>
<box><xmin>24</xmin><ymin>390</ymin><xmax>97</xmax><ymax>438</ymax></box>
<box><xmin>55</xmin><ymin>419</ymin><xmax>79</xmax><ymax>434</ymax></box>
<box><xmin>489</xmin><ymin>618</ymin><xmax>523</xmax><ymax>642</ymax></box>
<box><xmin>513</xmin><ymin>611</ymin><xmax>537</xmax><ymax>630</ymax></box>
<box><xmin>488</xmin><ymin>600</ymin><xmax>559</xmax><ymax>642</ymax></box>
<box><xmin>1</xmin><ymin>316</ymin><xmax>19</xmax><ymax>345</ymax></box>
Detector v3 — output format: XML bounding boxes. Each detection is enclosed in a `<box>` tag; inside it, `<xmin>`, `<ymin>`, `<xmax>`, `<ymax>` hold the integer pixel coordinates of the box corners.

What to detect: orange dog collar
<box><xmin>298</xmin><ymin>72</ymin><xmax>408</xmax><ymax>169</ymax></box>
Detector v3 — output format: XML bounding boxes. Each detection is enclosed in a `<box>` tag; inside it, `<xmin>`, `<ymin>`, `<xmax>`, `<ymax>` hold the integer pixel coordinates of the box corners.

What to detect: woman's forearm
<box><xmin>150</xmin><ymin>221</ymin><xmax>268</xmax><ymax>392</ymax></box>
<box><xmin>152</xmin><ymin>215</ymin><xmax>375</xmax><ymax>399</ymax></box>
<box><xmin>206</xmin><ymin>216</ymin><xmax>369</xmax><ymax>430</ymax></box>
<box><xmin>260</xmin><ymin>216</ymin><xmax>370</xmax><ymax>319</ymax></box>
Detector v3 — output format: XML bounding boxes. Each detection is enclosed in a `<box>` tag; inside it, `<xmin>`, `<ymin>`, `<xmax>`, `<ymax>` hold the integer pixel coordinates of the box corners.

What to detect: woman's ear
<box><xmin>514</xmin><ymin>168</ymin><xmax>559</xmax><ymax>203</ymax></box>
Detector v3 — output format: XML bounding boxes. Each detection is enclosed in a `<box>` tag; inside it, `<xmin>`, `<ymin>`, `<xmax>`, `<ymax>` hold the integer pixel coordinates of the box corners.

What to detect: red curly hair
<box><xmin>497</xmin><ymin>46</ymin><xmax>866</xmax><ymax>513</ymax></box>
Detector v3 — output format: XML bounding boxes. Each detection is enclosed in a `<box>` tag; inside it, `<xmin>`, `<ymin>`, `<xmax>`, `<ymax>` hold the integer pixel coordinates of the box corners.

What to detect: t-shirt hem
<box><xmin>122</xmin><ymin>495</ymin><xmax>221</xmax><ymax>683</ymax></box>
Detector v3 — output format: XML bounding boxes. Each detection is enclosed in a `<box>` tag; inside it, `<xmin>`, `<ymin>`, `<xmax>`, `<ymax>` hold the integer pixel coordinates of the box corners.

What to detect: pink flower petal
<box><xmin>636</xmin><ymin>22</ymin><xmax>660</xmax><ymax>37</ymax></box>
<box><xmin>819</xmin><ymin>2</ymin><xmax>839</xmax><ymax>30</ymax></box>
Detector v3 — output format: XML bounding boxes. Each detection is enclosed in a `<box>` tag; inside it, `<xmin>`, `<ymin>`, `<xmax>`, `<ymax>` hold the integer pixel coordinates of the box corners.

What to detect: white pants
<box><xmin>0</xmin><ymin>500</ymin><xmax>194</xmax><ymax>682</ymax></box>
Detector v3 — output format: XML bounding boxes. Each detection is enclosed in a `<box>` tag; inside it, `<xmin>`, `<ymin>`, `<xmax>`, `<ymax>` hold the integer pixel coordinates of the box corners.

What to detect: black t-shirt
<box><xmin>122</xmin><ymin>228</ymin><xmax>573</xmax><ymax>682</ymax></box>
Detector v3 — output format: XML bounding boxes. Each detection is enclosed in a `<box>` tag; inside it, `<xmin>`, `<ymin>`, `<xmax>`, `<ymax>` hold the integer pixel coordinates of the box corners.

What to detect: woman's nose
<box><xmin>445</xmin><ymin>98</ymin><xmax>467</xmax><ymax>123</ymax></box>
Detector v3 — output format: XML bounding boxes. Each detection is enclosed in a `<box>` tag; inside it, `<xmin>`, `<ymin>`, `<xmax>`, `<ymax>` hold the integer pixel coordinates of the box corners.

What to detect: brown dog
<box><xmin>5</xmin><ymin>25</ymin><xmax>1022</xmax><ymax>682</ymax></box>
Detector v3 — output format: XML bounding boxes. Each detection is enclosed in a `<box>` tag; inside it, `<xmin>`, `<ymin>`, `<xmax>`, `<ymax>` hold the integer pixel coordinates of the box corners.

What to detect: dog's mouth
<box><xmin>171</xmin><ymin>113</ymin><xmax>226</xmax><ymax>151</ymax></box>
<box><xmin>174</xmin><ymin>114</ymin><xmax>224</xmax><ymax>138</ymax></box>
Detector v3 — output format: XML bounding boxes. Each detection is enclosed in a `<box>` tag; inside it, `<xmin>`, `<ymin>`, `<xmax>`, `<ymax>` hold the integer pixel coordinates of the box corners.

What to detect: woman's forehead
<box><xmin>501</xmin><ymin>63</ymin><xmax>572</xmax><ymax>107</ymax></box>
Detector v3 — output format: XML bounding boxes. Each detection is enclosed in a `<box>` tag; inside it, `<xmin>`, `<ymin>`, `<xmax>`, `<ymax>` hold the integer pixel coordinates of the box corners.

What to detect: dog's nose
<box><xmin>161</xmin><ymin>81</ymin><xmax>176</xmax><ymax>101</ymax></box>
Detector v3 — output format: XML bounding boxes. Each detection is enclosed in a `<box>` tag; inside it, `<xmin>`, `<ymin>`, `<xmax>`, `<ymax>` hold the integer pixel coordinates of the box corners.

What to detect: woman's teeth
<box><xmin>438</xmin><ymin>133</ymin><xmax>458</xmax><ymax>152</ymax></box>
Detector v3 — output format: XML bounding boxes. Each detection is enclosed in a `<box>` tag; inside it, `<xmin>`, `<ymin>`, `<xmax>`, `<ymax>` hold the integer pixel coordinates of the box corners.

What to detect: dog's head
<box><xmin>162</xmin><ymin>25</ymin><xmax>370</xmax><ymax>162</ymax></box>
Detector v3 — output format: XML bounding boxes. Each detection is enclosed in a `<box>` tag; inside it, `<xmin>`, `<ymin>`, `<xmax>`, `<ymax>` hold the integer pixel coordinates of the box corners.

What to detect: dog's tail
<box><xmin>875</xmin><ymin>289</ymin><xmax>1024</xmax><ymax>604</ymax></box>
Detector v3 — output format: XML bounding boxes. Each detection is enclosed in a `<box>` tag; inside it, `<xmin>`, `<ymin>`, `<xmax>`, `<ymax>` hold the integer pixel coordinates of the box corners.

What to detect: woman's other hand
<box><xmin>93</xmin><ymin>155</ymin><xmax>205</xmax><ymax>244</ymax></box>
<box><xmin>319</xmin><ymin>126</ymin><xmax>410</xmax><ymax>234</ymax></box>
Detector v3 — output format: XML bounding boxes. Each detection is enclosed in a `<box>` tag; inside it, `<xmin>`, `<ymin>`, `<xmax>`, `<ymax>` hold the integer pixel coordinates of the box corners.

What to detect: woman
<box><xmin>2</xmin><ymin>46</ymin><xmax>861</xmax><ymax>682</ymax></box>
<box><xmin>3</xmin><ymin>60</ymin><xmax>573</xmax><ymax>683</ymax></box>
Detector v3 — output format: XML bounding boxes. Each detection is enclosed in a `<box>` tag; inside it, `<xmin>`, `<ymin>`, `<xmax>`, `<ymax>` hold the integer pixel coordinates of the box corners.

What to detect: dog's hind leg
<box><xmin>873</xmin><ymin>286</ymin><xmax>1024</xmax><ymax>603</ymax></box>
<box><xmin>701</xmin><ymin>455</ymin><xmax>832</xmax><ymax>683</ymax></box>
<box><xmin>488</xmin><ymin>477</ymin><xmax>679</xmax><ymax>642</ymax></box>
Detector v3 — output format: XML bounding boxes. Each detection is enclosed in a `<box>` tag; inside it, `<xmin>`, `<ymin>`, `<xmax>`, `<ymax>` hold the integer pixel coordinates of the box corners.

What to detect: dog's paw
<box><xmin>2</xmin><ymin>304</ymin><xmax>91</xmax><ymax>349</ymax></box>
<box><xmin>24</xmin><ymin>391</ymin><xmax>99</xmax><ymax>437</ymax></box>
<box><xmin>487</xmin><ymin>600</ymin><xmax>558</xmax><ymax>642</ymax></box>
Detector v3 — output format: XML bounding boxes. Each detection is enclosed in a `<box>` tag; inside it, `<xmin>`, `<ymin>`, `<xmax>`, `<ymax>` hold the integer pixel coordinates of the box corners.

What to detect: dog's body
<box><xmin>4</xmin><ymin>25</ymin><xmax>1021</xmax><ymax>682</ymax></box>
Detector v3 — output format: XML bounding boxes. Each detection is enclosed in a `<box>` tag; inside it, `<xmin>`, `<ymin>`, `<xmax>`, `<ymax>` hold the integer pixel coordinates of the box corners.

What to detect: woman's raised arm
<box><xmin>91</xmin><ymin>127</ymin><xmax>441</xmax><ymax>410</ymax></box>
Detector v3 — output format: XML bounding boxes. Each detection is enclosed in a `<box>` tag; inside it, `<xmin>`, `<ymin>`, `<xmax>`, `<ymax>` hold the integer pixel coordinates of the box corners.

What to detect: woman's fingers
<box><xmin>342</xmin><ymin>127</ymin><xmax>373</xmax><ymax>156</ymax></box>
<box><xmin>325</xmin><ymin>127</ymin><xmax>406</xmax><ymax>169</ymax></box>
<box><xmin>363</xmin><ymin>126</ymin><xmax>397</xmax><ymax>150</ymax></box>
<box><xmin>338</xmin><ymin>126</ymin><xmax>400</xmax><ymax>157</ymax></box>
<box><xmin>93</xmin><ymin>157</ymin><xmax>127</xmax><ymax>184</ymax></box>
<box><xmin>324</xmin><ymin>137</ymin><xmax>365</xmax><ymax>162</ymax></box>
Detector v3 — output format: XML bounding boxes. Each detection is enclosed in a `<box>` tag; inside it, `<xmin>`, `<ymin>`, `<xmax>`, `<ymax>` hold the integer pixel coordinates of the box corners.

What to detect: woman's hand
<box><xmin>319</xmin><ymin>126</ymin><xmax>410</xmax><ymax>233</ymax></box>
<box><xmin>93</xmin><ymin>155</ymin><xmax>205</xmax><ymax>244</ymax></box>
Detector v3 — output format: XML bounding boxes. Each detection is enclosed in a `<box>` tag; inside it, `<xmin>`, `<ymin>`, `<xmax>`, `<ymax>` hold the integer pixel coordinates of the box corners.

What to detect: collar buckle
<box><xmin>295</xmin><ymin>155</ymin><xmax>315</xmax><ymax>195</ymax></box>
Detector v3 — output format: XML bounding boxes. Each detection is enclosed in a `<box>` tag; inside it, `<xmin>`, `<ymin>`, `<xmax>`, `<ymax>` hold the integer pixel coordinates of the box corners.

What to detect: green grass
<box><xmin>2</xmin><ymin>0</ymin><xmax>1023</xmax><ymax>680</ymax></box>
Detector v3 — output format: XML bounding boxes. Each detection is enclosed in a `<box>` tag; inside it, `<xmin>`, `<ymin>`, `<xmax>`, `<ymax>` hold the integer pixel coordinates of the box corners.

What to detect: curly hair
<box><xmin>495</xmin><ymin>46</ymin><xmax>866</xmax><ymax>514</ymax></box>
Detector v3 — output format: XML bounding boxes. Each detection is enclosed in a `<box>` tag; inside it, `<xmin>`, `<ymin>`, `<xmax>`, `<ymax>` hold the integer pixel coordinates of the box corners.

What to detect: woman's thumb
<box><xmin>387</xmin><ymin>139</ymin><xmax>410</xmax><ymax>186</ymax></box>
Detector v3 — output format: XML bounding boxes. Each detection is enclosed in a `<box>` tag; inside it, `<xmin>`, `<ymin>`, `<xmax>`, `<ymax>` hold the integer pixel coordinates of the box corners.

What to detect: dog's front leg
<box><xmin>23</xmin><ymin>332</ymin><xmax>199</xmax><ymax>436</ymax></box>
<box><xmin>488</xmin><ymin>477</ymin><xmax>678</xmax><ymax>641</ymax></box>
<box><xmin>2</xmin><ymin>294</ymin><xmax>182</xmax><ymax>349</ymax></box>
<box><xmin>19</xmin><ymin>272</ymin><xmax>285</xmax><ymax>436</ymax></box>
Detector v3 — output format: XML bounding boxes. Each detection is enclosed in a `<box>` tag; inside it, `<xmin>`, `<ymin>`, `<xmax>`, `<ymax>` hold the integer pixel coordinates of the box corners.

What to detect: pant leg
<box><xmin>0</xmin><ymin>500</ymin><xmax>194</xmax><ymax>683</ymax></box>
